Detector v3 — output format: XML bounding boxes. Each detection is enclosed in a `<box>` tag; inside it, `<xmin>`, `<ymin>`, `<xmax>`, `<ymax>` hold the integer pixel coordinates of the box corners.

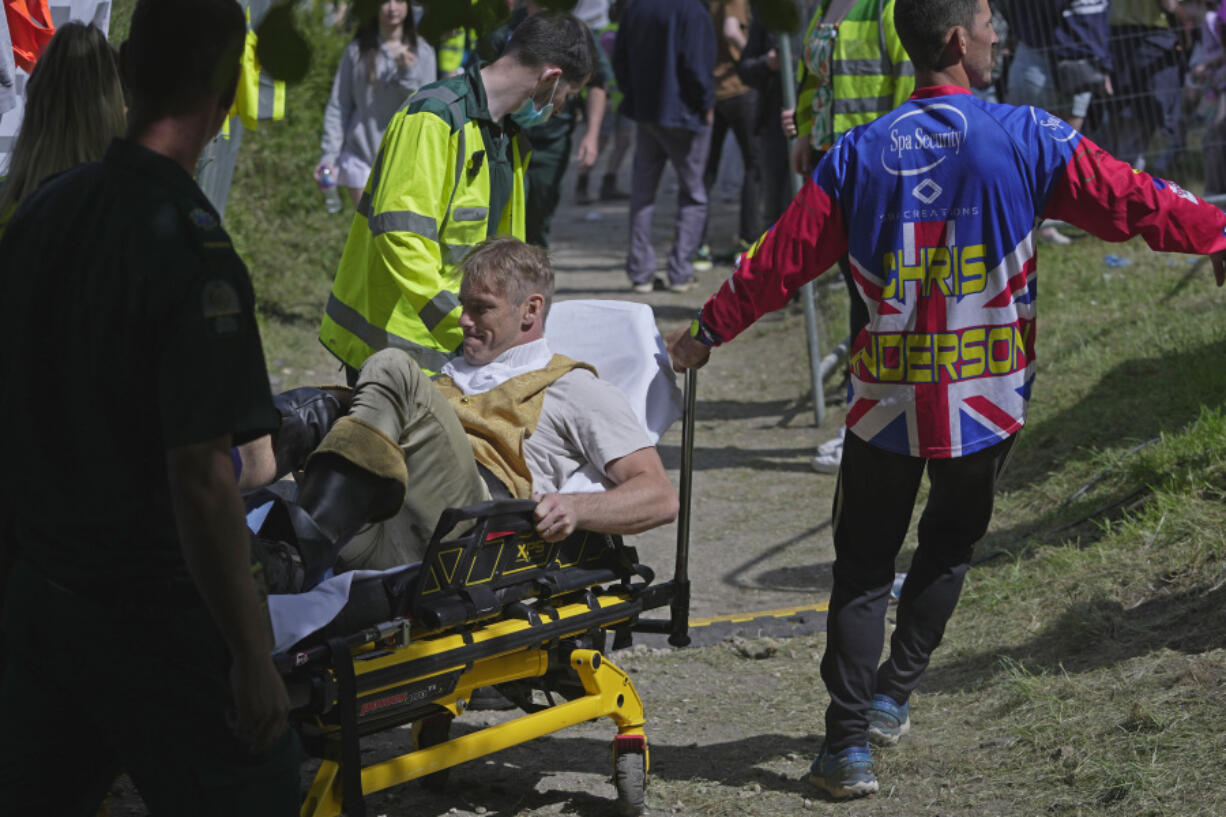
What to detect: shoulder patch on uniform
<box><xmin>203</xmin><ymin>279</ymin><xmax>240</xmax><ymax>317</ymax></box>
<box><xmin>189</xmin><ymin>207</ymin><xmax>219</xmax><ymax>230</ymax></box>
<box><xmin>203</xmin><ymin>279</ymin><xmax>242</xmax><ymax>335</ymax></box>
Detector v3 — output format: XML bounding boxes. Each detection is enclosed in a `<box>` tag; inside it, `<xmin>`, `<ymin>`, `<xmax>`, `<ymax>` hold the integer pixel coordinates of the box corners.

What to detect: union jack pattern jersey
<box><xmin>701</xmin><ymin>86</ymin><xmax>1226</xmax><ymax>458</ymax></box>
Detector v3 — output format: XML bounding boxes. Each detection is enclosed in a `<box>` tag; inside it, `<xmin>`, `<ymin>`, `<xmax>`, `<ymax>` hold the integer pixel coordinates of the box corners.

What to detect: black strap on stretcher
<box><xmin>328</xmin><ymin>636</ymin><xmax>366</xmax><ymax>817</ymax></box>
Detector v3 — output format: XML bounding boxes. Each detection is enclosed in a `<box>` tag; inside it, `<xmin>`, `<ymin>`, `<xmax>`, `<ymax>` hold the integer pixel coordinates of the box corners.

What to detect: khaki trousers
<box><xmin>335</xmin><ymin>349</ymin><xmax>489</xmax><ymax>571</ymax></box>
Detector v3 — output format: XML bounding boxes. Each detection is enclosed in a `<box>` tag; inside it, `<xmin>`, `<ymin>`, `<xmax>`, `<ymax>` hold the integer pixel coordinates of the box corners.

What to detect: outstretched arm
<box><xmin>1043</xmin><ymin>135</ymin><xmax>1226</xmax><ymax>270</ymax></box>
<box><xmin>533</xmin><ymin>447</ymin><xmax>678</xmax><ymax>542</ymax></box>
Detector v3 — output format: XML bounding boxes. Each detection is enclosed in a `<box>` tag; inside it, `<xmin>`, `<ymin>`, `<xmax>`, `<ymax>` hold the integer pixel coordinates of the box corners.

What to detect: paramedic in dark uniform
<box><xmin>0</xmin><ymin>0</ymin><xmax>302</xmax><ymax>814</ymax></box>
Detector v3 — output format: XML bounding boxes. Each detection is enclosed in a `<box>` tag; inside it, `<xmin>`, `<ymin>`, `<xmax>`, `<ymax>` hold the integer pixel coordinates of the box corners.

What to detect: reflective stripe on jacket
<box><xmin>320</xmin><ymin>78</ymin><xmax>529</xmax><ymax>372</ymax></box>
<box><xmin>232</xmin><ymin>28</ymin><xmax>286</xmax><ymax>129</ymax></box>
<box><xmin>795</xmin><ymin>0</ymin><xmax>913</xmax><ymax>141</ymax></box>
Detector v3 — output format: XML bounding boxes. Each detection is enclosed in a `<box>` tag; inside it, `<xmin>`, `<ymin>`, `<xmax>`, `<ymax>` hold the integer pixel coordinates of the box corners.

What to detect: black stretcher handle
<box><xmin>668</xmin><ymin>368</ymin><xmax>697</xmax><ymax>647</ymax></box>
<box><xmin>433</xmin><ymin>499</ymin><xmax>537</xmax><ymax>535</ymax></box>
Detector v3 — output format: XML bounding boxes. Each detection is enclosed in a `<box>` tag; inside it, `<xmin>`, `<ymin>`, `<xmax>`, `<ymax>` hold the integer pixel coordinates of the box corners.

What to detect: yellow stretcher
<box><xmin>275</xmin><ymin>370</ymin><xmax>698</xmax><ymax>817</ymax></box>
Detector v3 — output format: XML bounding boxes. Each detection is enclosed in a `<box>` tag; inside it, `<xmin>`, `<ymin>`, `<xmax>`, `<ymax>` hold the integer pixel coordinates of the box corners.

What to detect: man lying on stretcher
<box><xmin>241</xmin><ymin>237</ymin><xmax>679</xmax><ymax>593</ymax></box>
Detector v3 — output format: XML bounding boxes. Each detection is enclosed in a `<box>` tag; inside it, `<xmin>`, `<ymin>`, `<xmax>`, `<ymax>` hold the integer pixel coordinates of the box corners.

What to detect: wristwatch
<box><xmin>688</xmin><ymin>310</ymin><xmax>721</xmax><ymax>347</ymax></box>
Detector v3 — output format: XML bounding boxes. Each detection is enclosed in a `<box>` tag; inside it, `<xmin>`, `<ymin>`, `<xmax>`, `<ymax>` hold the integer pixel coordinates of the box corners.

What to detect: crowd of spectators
<box><xmin>303</xmin><ymin>1</ymin><xmax>1226</xmax><ymax>282</ymax></box>
<box><xmin>301</xmin><ymin>0</ymin><xmax>1226</xmax><ymax>476</ymax></box>
<box><xmin>949</xmin><ymin>1</ymin><xmax>1224</xmax><ymax>193</ymax></box>
<box><xmin>430</xmin><ymin>1</ymin><xmax>1226</xmax><ymax>267</ymax></box>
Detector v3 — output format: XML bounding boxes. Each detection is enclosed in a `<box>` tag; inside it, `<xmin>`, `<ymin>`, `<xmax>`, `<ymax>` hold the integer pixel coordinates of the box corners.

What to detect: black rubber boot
<box><xmin>271</xmin><ymin>387</ymin><xmax>347</xmax><ymax>480</ymax></box>
<box><xmin>254</xmin><ymin>455</ymin><xmax>404</xmax><ymax>592</ymax></box>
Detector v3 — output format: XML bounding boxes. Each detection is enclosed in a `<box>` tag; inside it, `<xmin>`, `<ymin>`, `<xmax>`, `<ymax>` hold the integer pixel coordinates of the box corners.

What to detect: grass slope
<box><xmin>224</xmin><ymin>7</ymin><xmax>355</xmax><ymax>384</ymax></box>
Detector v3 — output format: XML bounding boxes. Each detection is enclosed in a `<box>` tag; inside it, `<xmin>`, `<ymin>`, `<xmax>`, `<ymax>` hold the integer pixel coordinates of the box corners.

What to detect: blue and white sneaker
<box><xmin>867</xmin><ymin>694</ymin><xmax>911</xmax><ymax>747</ymax></box>
<box><xmin>807</xmin><ymin>743</ymin><xmax>878</xmax><ymax>799</ymax></box>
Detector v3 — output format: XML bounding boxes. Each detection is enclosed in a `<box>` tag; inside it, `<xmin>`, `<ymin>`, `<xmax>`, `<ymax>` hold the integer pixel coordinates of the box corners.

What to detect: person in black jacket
<box><xmin>736</xmin><ymin>5</ymin><xmax>790</xmax><ymax>229</ymax></box>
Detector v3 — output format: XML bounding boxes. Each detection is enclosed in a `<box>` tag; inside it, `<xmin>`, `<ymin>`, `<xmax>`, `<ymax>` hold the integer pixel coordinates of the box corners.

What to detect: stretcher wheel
<box><xmin>416</xmin><ymin>713</ymin><xmax>453</xmax><ymax>792</ymax></box>
<box><xmin>612</xmin><ymin>748</ymin><xmax>646</xmax><ymax>817</ymax></box>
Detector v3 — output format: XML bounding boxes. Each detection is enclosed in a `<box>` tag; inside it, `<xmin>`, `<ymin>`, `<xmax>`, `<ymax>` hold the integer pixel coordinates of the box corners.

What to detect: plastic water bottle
<box><xmin>319</xmin><ymin>166</ymin><xmax>343</xmax><ymax>214</ymax></box>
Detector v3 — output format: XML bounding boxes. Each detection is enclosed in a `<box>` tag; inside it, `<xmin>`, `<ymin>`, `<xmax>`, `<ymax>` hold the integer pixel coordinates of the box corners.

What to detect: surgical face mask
<box><xmin>510</xmin><ymin>75</ymin><xmax>561</xmax><ymax>128</ymax></box>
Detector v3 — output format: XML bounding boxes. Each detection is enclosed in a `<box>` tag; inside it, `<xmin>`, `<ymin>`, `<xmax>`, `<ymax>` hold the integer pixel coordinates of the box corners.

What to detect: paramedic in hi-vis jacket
<box><xmin>320</xmin><ymin>11</ymin><xmax>597</xmax><ymax>382</ymax></box>
<box><xmin>669</xmin><ymin>0</ymin><xmax>1226</xmax><ymax>801</ymax></box>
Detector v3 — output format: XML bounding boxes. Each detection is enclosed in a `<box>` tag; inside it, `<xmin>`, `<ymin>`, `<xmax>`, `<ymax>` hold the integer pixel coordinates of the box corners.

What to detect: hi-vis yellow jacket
<box><xmin>320</xmin><ymin>69</ymin><xmax>529</xmax><ymax>373</ymax></box>
<box><xmin>438</xmin><ymin>29</ymin><xmax>469</xmax><ymax>76</ymax></box>
<box><xmin>795</xmin><ymin>0</ymin><xmax>913</xmax><ymax>145</ymax></box>
<box><xmin>221</xmin><ymin>12</ymin><xmax>286</xmax><ymax>137</ymax></box>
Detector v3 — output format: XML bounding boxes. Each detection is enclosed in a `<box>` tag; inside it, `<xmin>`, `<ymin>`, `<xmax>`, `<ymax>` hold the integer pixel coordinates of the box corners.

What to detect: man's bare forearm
<box><xmin>235</xmin><ymin>434</ymin><xmax>276</xmax><ymax>492</ymax></box>
<box><xmin>167</xmin><ymin>436</ymin><xmax>271</xmax><ymax>662</ymax></box>
<box><xmin>567</xmin><ymin>471</ymin><xmax>678</xmax><ymax>534</ymax></box>
<box><xmin>566</xmin><ymin>447</ymin><xmax>679</xmax><ymax>535</ymax></box>
<box><xmin>585</xmin><ymin>86</ymin><xmax>606</xmax><ymax>138</ymax></box>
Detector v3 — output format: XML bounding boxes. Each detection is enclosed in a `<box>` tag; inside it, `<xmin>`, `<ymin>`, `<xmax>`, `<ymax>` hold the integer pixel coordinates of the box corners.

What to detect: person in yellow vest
<box><xmin>781</xmin><ymin>0</ymin><xmax>913</xmax><ymax>475</ymax></box>
<box><xmin>787</xmin><ymin>0</ymin><xmax>914</xmax><ymax>176</ymax></box>
<box><xmin>436</xmin><ymin>27</ymin><xmax>473</xmax><ymax>78</ymax></box>
<box><xmin>256</xmin><ymin>237</ymin><xmax>678</xmax><ymax>592</ymax></box>
<box><xmin>319</xmin><ymin>12</ymin><xmax>598</xmax><ymax>383</ymax></box>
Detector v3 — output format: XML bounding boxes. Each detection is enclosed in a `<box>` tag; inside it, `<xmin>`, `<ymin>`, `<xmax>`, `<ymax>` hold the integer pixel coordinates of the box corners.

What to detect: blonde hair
<box><xmin>459</xmin><ymin>236</ymin><xmax>555</xmax><ymax>318</ymax></box>
<box><xmin>0</xmin><ymin>22</ymin><xmax>126</xmax><ymax>218</ymax></box>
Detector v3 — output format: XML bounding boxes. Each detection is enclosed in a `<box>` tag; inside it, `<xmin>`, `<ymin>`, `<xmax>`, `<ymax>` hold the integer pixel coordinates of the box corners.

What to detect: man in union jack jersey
<box><xmin>669</xmin><ymin>0</ymin><xmax>1226</xmax><ymax>799</ymax></box>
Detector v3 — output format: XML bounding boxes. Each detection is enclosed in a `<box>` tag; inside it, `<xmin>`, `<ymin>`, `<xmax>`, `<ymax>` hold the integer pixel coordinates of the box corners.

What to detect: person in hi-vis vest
<box><xmin>319</xmin><ymin>12</ymin><xmax>597</xmax><ymax>383</ymax></box>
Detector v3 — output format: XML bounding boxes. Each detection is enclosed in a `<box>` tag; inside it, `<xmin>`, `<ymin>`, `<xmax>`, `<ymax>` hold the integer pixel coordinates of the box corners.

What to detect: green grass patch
<box><xmin>225</xmin><ymin>6</ymin><xmax>354</xmax><ymax>380</ymax></box>
<box><xmin>918</xmin><ymin>236</ymin><xmax>1226</xmax><ymax>813</ymax></box>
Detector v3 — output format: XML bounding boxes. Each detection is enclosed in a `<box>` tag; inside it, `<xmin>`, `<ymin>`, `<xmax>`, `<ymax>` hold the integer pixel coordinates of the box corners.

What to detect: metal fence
<box><xmin>987</xmin><ymin>1</ymin><xmax>1225</xmax><ymax>203</ymax></box>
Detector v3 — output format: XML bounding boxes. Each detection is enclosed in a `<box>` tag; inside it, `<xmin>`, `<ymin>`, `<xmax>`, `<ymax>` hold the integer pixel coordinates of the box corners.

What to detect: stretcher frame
<box><xmin>278</xmin><ymin>369</ymin><xmax>697</xmax><ymax>817</ymax></box>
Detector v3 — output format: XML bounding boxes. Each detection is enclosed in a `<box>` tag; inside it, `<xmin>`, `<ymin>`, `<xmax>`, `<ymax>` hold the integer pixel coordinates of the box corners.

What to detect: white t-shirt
<box><xmin>526</xmin><ymin>368</ymin><xmax>652</xmax><ymax>494</ymax></box>
<box><xmin>440</xmin><ymin>339</ymin><xmax>652</xmax><ymax>494</ymax></box>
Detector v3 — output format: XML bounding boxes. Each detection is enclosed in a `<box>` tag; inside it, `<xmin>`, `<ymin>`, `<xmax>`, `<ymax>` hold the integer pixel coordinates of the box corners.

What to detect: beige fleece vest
<box><xmin>434</xmin><ymin>354</ymin><xmax>596</xmax><ymax>499</ymax></box>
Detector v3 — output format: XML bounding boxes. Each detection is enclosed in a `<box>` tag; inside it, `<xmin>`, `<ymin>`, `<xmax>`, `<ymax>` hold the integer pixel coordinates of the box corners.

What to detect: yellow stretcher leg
<box><xmin>301</xmin><ymin>649</ymin><xmax>648</xmax><ymax>817</ymax></box>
